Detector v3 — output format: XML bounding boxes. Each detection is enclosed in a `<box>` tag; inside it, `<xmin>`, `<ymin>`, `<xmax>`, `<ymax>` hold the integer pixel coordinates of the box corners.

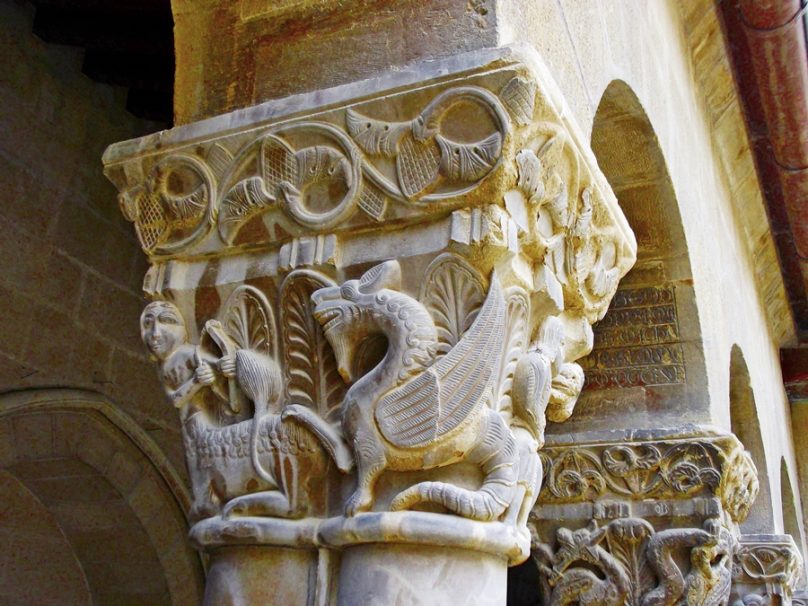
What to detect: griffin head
<box><xmin>311</xmin><ymin>261</ymin><xmax>402</xmax><ymax>383</ymax></box>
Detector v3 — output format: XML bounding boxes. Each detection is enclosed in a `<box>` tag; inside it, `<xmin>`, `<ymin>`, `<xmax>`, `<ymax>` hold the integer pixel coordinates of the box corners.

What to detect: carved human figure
<box><xmin>141</xmin><ymin>299</ymin><xmax>352</xmax><ymax>522</ymax></box>
<box><xmin>312</xmin><ymin>260</ymin><xmax>526</xmax><ymax>520</ymax></box>
<box><xmin>141</xmin><ymin>300</ymin><xmax>208</xmax><ymax>407</ymax></box>
<box><xmin>513</xmin><ymin>316</ymin><xmax>585</xmax><ymax>435</ymax></box>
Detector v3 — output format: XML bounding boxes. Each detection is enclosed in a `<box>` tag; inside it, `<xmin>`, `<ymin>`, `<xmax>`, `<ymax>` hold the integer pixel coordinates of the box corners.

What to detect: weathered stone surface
<box><xmin>105</xmin><ymin>45</ymin><xmax>637</xmax><ymax>602</ymax></box>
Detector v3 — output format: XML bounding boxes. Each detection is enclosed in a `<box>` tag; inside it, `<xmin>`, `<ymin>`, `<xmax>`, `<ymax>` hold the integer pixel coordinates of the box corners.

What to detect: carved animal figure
<box><xmin>643</xmin><ymin>519</ymin><xmax>733</xmax><ymax>606</ymax></box>
<box><xmin>308</xmin><ymin>260</ymin><xmax>520</xmax><ymax>519</ymax></box>
<box><xmin>141</xmin><ymin>299</ymin><xmax>352</xmax><ymax>522</ymax></box>
<box><xmin>182</xmin><ymin>401</ymin><xmax>351</xmax><ymax>521</ymax></box>
<box><xmin>548</xmin><ymin>523</ymin><xmax>631</xmax><ymax>606</ymax></box>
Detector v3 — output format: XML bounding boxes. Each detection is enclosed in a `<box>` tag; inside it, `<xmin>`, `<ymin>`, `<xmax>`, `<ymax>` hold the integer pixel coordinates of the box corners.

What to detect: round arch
<box><xmin>781</xmin><ymin>458</ymin><xmax>804</xmax><ymax>544</ymax></box>
<box><xmin>729</xmin><ymin>345</ymin><xmax>774</xmax><ymax>532</ymax></box>
<box><xmin>567</xmin><ymin>79</ymin><xmax>708</xmax><ymax>432</ymax></box>
<box><xmin>0</xmin><ymin>388</ymin><xmax>204</xmax><ymax>605</ymax></box>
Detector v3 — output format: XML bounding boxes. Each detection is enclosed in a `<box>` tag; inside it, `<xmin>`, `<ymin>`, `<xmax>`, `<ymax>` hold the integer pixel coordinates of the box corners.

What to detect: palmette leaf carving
<box><xmin>218</xmin><ymin>176</ymin><xmax>276</xmax><ymax>244</ymax></box>
<box><xmin>495</xmin><ymin>288</ymin><xmax>530</xmax><ymax>415</ymax></box>
<box><xmin>436</xmin><ymin>132</ymin><xmax>502</xmax><ymax>181</ymax></box>
<box><xmin>221</xmin><ymin>285</ymin><xmax>276</xmax><ymax>358</ymax></box>
<box><xmin>346</xmin><ymin>109</ymin><xmax>411</xmax><ymax>156</ymax></box>
<box><xmin>420</xmin><ymin>253</ymin><xmax>486</xmax><ymax>356</ymax></box>
<box><xmin>605</xmin><ymin>518</ymin><xmax>655</xmax><ymax>606</ymax></box>
<box><xmin>281</xmin><ymin>270</ymin><xmax>345</xmax><ymax>422</ymax></box>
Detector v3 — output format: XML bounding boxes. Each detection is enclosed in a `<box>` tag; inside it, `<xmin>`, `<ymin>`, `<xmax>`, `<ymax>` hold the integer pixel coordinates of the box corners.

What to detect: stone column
<box><xmin>103</xmin><ymin>47</ymin><xmax>636</xmax><ymax>604</ymax></box>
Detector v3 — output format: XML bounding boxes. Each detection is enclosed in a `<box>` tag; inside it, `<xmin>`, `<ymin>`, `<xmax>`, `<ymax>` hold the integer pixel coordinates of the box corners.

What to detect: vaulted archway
<box><xmin>729</xmin><ymin>345</ymin><xmax>774</xmax><ymax>533</ymax></box>
<box><xmin>0</xmin><ymin>389</ymin><xmax>204</xmax><ymax>605</ymax></box>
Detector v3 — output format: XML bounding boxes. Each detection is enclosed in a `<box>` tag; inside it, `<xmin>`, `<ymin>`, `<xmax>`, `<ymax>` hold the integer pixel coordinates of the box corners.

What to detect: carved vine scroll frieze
<box><xmin>538</xmin><ymin>433</ymin><xmax>759</xmax><ymax>525</ymax></box>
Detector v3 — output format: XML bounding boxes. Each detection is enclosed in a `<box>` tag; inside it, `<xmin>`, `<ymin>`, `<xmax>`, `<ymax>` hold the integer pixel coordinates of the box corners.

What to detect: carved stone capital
<box><xmin>104</xmin><ymin>46</ymin><xmax>637</xmax><ymax>604</ymax></box>
<box><xmin>732</xmin><ymin>535</ymin><xmax>804</xmax><ymax>604</ymax></box>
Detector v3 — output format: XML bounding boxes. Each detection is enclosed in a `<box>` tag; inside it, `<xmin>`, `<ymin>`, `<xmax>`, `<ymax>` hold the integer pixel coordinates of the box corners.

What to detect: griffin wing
<box><xmin>376</xmin><ymin>274</ymin><xmax>506</xmax><ymax>448</ymax></box>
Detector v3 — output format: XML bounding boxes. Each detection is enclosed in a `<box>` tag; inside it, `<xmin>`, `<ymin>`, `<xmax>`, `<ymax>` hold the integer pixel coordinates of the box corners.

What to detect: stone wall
<box><xmin>0</xmin><ymin>0</ymin><xmax>185</xmax><ymax>475</ymax></box>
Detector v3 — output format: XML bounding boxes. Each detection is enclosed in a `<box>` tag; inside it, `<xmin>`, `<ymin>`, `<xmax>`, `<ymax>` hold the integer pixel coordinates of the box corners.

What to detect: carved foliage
<box><xmin>121</xmin><ymin>154</ymin><xmax>215</xmax><ymax>254</ymax></box>
<box><xmin>280</xmin><ymin>270</ymin><xmax>345</xmax><ymax>422</ymax></box>
<box><xmin>540</xmin><ymin>440</ymin><xmax>725</xmax><ymax>504</ymax></box>
<box><xmin>534</xmin><ymin>518</ymin><xmax>735</xmax><ymax>606</ymax></box>
<box><xmin>420</xmin><ymin>253</ymin><xmax>487</xmax><ymax>356</ymax></box>
<box><xmin>348</xmin><ymin>86</ymin><xmax>509</xmax><ymax>201</ymax></box>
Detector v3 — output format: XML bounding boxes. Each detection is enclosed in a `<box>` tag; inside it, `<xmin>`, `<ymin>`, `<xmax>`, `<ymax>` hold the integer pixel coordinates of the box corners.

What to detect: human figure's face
<box><xmin>140</xmin><ymin>302</ymin><xmax>187</xmax><ymax>360</ymax></box>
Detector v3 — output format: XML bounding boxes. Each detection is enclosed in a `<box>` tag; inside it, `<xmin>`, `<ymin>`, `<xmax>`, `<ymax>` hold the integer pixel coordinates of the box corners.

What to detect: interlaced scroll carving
<box><xmin>118</xmin><ymin>154</ymin><xmax>215</xmax><ymax>254</ymax></box>
<box><xmin>537</xmin><ymin>433</ymin><xmax>760</xmax><ymax>518</ymax></box>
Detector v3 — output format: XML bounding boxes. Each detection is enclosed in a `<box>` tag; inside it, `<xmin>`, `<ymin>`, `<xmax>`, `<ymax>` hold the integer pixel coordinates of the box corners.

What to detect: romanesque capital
<box><xmin>104</xmin><ymin>46</ymin><xmax>636</xmax><ymax>604</ymax></box>
<box><xmin>529</xmin><ymin>426</ymin><xmax>760</xmax><ymax>605</ymax></box>
<box><xmin>732</xmin><ymin>535</ymin><xmax>803</xmax><ymax>605</ymax></box>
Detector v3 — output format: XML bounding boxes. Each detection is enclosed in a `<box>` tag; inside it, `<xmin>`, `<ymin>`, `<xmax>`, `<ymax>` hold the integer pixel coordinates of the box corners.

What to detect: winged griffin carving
<box><xmin>303</xmin><ymin>258</ymin><xmax>546</xmax><ymax>521</ymax></box>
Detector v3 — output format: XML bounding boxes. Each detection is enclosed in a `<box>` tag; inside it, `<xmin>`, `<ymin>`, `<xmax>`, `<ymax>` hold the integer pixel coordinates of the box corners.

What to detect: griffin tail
<box><xmin>390</xmin><ymin>411</ymin><xmax>517</xmax><ymax>521</ymax></box>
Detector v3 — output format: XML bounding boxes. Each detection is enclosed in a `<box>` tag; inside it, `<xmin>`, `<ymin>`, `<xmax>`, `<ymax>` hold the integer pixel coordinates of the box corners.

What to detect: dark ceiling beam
<box><xmin>29</xmin><ymin>0</ymin><xmax>174</xmax><ymax>125</ymax></box>
<box><xmin>32</xmin><ymin>6</ymin><xmax>172</xmax><ymax>54</ymax></box>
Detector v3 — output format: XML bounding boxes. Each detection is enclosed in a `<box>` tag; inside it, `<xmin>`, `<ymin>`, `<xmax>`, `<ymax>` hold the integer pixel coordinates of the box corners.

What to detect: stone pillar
<box><xmin>103</xmin><ymin>46</ymin><xmax>637</xmax><ymax>604</ymax></box>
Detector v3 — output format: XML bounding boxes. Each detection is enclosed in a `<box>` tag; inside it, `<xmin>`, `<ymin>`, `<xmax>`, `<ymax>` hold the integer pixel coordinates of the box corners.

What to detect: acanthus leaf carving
<box><xmin>420</xmin><ymin>253</ymin><xmax>486</xmax><ymax>356</ymax></box>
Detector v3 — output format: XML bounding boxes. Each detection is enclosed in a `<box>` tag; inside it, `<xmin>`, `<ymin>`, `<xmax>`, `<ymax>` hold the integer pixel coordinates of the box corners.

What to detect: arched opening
<box><xmin>781</xmin><ymin>459</ymin><xmax>804</xmax><ymax>546</ymax></box>
<box><xmin>0</xmin><ymin>389</ymin><xmax>204</xmax><ymax>605</ymax></box>
<box><xmin>564</xmin><ymin>80</ymin><xmax>708</xmax><ymax>432</ymax></box>
<box><xmin>729</xmin><ymin>346</ymin><xmax>774</xmax><ymax>532</ymax></box>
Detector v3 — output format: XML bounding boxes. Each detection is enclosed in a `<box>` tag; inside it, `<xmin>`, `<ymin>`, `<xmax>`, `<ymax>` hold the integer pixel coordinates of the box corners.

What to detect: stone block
<box><xmin>12</xmin><ymin>414</ymin><xmax>53</xmax><ymax>460</ymax></box>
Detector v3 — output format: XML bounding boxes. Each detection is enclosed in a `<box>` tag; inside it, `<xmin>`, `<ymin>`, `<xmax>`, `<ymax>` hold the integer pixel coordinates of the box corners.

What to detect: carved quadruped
<box><xmin>107</xmin><ymin>46</ymin><xmax>638</xmax><ymax>603</ymax></box>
